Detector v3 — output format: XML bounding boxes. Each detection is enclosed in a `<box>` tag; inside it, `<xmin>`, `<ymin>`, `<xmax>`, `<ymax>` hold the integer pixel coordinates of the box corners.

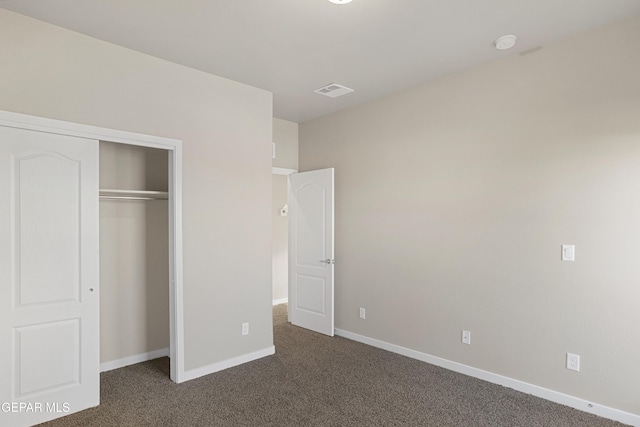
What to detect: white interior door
<box><xmin>0</xmin><ymin>126</ymin><xmax>99</xmax><ymax>426</ymax></box>
<box><xmin>288</xmin><ymin>168</ymin><xmax>334</xmax><ymax>336</ymax></box>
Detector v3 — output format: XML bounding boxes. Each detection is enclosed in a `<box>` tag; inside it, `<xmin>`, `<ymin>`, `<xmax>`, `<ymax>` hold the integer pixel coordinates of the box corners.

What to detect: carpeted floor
<box><xmin>39</xmin><ymin>304</ymin><xmax>626</xmax><ymax>426</ymax></box>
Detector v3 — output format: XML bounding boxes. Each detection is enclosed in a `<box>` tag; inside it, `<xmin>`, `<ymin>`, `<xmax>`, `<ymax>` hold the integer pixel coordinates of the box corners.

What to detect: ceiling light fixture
<box><xmin>494</xmin><ymin>34</ymin><xmax>517</xmax><ymax>50</ymax></box>
<box><xmin>329</xmin><ymin>0</ymin><xmax>352</xmax><ymax>4</ymax></box>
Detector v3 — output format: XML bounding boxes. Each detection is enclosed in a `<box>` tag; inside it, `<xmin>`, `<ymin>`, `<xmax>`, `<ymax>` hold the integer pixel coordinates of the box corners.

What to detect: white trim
<box><xmin>273</xmin><ymin>298</ymin><xmax>288</xmax><ymax>306</ymax></box>
<box><xmin>0</xmin><ymin>110</ymin><xmax>178</xmax><ymax>149</ymax></box>
<box><xmin>287</xmin><ymin>175</ymin><xmax>292</xmax><ymax>323</ymax></box>
<box><xmin>100</xmin><ymin>348</ymin><xmax>169</xmax><ymax>372</ymax></box>
<box><xmin>181</xmin><ymin>346</ymin><xmax>275</xmax><ymax>382</ymax></box>
<box><xmin>168</xmin><ymin>145</ymin><xmax>185</xmax><ymax>383</ymax></box>
<box><xmin>0</xmin><ymin>110</ymin><xmax>186</xmax><ymax>385</ymax></box>
<box><xmin>335</xmin><ymin>329</ymin><xmax>640</xmax><ymax>427</ymax></box>
<box><xmin>272</xmin><ymin>167</ymin><xmax>297</xmax><ymax>175</ymax></box>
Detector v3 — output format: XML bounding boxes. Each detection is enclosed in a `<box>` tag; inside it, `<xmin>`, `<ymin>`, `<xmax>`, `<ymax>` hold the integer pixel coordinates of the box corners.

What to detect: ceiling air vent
<box><xmin>314</xmin><ymin>83</ymin><xmax>354</xmax><ymax>98</ymax></box>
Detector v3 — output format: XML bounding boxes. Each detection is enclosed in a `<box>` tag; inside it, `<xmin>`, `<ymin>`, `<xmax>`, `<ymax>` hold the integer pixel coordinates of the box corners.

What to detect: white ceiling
<box><xmin>2</xmin><ymin>0</ymin><xmax>640</xmax><ymax>123</ymax></box>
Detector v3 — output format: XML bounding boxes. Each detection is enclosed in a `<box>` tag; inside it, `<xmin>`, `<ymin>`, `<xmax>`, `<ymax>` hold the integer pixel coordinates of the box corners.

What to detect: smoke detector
<box><xmin>314</xmin><ymin>83</ymin><xmax>354</xmax><ymax>98</ymax></box>
<box><xmin>495</xmin><ymin>34</ymin><xmax>517</xmax><ymax>50</ymax></box>
<box><xmin>329</xmin><ymin>0</ymin><xmax>352</xmax><ymax>4</ymax></box>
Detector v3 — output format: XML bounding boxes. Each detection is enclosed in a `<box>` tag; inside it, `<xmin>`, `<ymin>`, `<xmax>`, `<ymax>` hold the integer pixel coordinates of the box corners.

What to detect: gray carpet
<box><xmin>39</xmin><ymin>304</ymin><xmax>626</xmax><ymax>426</ymax></box>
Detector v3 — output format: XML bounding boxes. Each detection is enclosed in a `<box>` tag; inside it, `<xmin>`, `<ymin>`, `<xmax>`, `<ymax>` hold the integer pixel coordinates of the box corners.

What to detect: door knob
<box><xmin>320</xmin><ymin>259</ymin><xmax>335</xmax><ymax>264</ymax></box>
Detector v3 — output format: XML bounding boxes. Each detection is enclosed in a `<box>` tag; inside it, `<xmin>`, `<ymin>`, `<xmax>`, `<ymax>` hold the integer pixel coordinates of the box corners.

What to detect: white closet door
<box><xmin>0</xmin><ymin>126</ymin><xmax>99</xmax><ymax>427</ymax></box>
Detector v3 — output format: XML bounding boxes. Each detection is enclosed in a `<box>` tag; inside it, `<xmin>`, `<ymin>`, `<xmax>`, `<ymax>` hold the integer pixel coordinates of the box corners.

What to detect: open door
<box><xmin>288</xmin><ymin>168</ymin><xmax>334</xmax><ymax>336</ymax></box>
<box><xmin>0</xmin><ymin>126</ymin><xmax>99</xmax><ymax>426</ymax></box>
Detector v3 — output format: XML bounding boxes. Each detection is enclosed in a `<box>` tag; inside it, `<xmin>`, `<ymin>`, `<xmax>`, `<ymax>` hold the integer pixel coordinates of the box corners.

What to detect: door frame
<box><xmin>0</xmin><ymin>110</ymin><xmax>186</xmax><ymax>383</ymax></box>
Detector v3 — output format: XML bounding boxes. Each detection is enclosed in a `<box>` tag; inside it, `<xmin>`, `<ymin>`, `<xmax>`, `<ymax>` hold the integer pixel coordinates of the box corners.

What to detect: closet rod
<box><xmin>99</xmin><ymin>189</ymin><xmax>168</xmax><ymax>201</ymax></box>
<box><xmin>99</xmin><ymin>195</ymin><xmax>165</xmax><ymax>201</ymax></box>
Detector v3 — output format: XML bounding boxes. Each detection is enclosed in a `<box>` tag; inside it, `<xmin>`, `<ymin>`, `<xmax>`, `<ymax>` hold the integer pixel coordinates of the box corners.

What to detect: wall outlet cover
<box><xmin>567</xmin><ymin>352</ymin><xmax>580</xmax><ymax>371</ymax></box>
<box><xmin>561</xmin><ymin>244</ymin><xmax>575</xmax><ymax>261</ymax></box>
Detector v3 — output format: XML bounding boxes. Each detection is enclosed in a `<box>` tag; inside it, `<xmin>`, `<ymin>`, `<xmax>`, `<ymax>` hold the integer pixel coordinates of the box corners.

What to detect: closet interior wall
<box><xmin>99</xmin><ymin>141</ymin><xmax>170</xmax><ymax>365</ymax></box>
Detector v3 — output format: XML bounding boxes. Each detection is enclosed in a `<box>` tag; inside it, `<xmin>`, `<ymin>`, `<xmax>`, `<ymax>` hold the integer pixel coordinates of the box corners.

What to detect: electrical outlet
<box><xmin>562</xmin><ymin>244</ymin><xmax>575</xmax><ymax>261</ymax></box>
<box><xmin>462</xmin><ymin>330</ymin><xmax>471</xmax><ymax>345</ymax></box>
<box><xmin>242</xmin><ymin>322</ymin><xmax>249</xmax><ymax>336</ymax></box>
<box><xmin>567</xmin><ymin>353</ymin><xmax>580</xmax><ymax>371</ymax></box>
<box><xmin>359</xmin><ymin>307</ymin><xmax>366</xmax><ymax>319</ymax></box>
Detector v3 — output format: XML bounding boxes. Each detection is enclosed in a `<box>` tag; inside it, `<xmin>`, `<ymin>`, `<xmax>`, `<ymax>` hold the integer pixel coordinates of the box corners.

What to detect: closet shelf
<box><xmin>99</xmin><ymin>189</ymin><xmax>168</xmax><ymax>201</ymax></box>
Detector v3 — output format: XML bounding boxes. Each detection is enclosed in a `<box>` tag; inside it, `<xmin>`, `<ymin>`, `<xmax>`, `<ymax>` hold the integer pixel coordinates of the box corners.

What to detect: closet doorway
<box><xmin>97</xmin><ymin>136</ymin><xmax>184</xmax><ymax>384</ymax></box>
<box><xmin>99</xmin><ymin>142</ymin><xmax>171</xmax><ymax>376</ymax></box>
<box><xmin>0</xmin><ymin>110</ymin><xmax>185</xmax><ymax>425</ymax></box>
<box><xmin>0</xmin><ymin>110</ymin><xmax>185</xmax><ymax>382</ymax></box>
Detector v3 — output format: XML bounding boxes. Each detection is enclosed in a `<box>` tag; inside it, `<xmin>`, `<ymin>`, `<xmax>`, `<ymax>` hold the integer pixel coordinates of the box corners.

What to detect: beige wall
<box><xmin>273</xmin><ymin>118</ymin><xmax>298</xmax><ymax>170</ymax></box>
<box><xmin>99</xmin><ymin>142</ymin><xmax>169</xmax><ymax>363</ymax></box>
<box><xmin>271</xmin><ymin>174</ymin><xmax>288</xmax><ymax>303</ymax></box>
<box><xmin>300</xmin><ymin>15</ymin><xmax>640</xmax><ymax>415</ymax></box>
<box><xmin>0</xmin><ymin>9</ymin><xmax>273</xmax><ymax>371</ymax></box>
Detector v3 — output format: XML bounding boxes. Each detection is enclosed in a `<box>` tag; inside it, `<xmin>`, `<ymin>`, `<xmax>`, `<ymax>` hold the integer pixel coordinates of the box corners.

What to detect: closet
<box><xmin>99</xmin><ymin>141</ymin><xmax>170</xmax><ymax>371</ymax></box>
<box><xmin>1</xmin><ymin>110</ymin><xmax>183</xmax><ymax>426</ymax></box>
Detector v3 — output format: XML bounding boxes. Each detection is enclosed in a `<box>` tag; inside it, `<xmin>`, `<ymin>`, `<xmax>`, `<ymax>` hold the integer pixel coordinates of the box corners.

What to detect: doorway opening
<box><xmin>272</xmin><ymin>170</ymin><xmax>291</xmax><ymax>309</ymax></box>
<box><xmin>98</xmin><ymin>142</ymin><xmax>171</xmax><ymax>379</ymax></box>
<box><xmin>98</xmin><ymin>135</ymin><xmax>184</xmax><ymax>383</ymax></box>
<box><xmin>0</xmin><ymin>110</ymin><xmax>186</xmax><ymax>427</ymax></box>
<box><xmin>272</xmin><ymin>167</ymin><xmax>297</xmax><ymax>321</ymax></box>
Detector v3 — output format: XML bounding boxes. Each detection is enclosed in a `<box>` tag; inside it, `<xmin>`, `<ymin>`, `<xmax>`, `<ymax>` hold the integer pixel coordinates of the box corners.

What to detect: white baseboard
<box><xmin>100</xmin><ymin>347</ymin><xmax>169</xmax><ymax>372</ymax></box>
<box><xmin>335</xmin><ymin>329</ymin><xmax>639</xmax><ymax>427</ymax></box>
<box><xmin>273</xmin><ymin>298</ymin><xmax>288</xmax><ymax>306</ymax></box>
<box><xmin>181</xmin><ymin>345</ymin><xmax>275</xmax><ymax>382</ymax></box>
